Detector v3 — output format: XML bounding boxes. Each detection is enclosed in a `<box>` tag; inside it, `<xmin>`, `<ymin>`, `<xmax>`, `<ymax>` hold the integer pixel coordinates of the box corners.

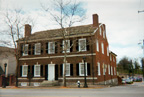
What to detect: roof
<box><xmin>19</xmin><ymin>24</ymin><xmax>98</xmax><ymax>42</ymax></box>
<box><xmin>0</xmin><ymin>46</ymin><xmax>15</xmax><ymax>55</ymax></box>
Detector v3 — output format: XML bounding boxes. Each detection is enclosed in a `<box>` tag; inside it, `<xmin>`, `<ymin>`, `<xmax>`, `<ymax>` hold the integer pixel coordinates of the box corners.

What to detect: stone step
<box><xmin>40</xmin><ymin>80</ymin><xmax>59</xmax><ymax>87</ymax></box>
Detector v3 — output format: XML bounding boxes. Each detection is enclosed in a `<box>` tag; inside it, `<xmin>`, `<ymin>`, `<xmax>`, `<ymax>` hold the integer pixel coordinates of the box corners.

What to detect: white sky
<box><xmin>0</xmin><ymin>0</ymin><xmax>144</xmax><ymax>64</ymax></box>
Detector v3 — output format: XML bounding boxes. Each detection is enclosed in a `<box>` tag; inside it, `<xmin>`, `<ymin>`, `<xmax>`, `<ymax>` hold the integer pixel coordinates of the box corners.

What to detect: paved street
<box><xmin>0</xmin><ymin>82</ymin><xmax>144</xmax><ymax>97</ymax></box>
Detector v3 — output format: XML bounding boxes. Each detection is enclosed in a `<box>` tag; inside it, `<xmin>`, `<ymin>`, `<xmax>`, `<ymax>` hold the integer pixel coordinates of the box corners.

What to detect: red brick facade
<box><xmin>17</xmin><ymin>14</ymin><xmax>117</xmax><ymax>86</ymax></box>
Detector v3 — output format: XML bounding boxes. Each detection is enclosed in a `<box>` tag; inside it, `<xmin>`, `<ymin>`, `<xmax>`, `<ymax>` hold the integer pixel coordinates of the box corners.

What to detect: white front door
<box><xmin>48</xmin><ymin>64</ymin><xmax>55</xmax><ymax>81</ymax></box>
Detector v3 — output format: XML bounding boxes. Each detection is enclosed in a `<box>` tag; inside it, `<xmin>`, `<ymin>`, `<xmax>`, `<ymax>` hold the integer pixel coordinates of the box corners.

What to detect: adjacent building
<box><xmin>17</xmin><ymin>14</ymin><xmax>117</xmax><ymax>86</ymax></box>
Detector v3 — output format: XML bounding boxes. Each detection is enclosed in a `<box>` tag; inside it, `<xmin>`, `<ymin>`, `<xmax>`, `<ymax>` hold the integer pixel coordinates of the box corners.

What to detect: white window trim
<box><xmin>22</xmin><ymin>65</ymin><xmax>28</xmax><ymax>77</ymax></box>
<box><xmin>79</xmin><ymin>62</ymin><xmax>87</xmax><ymax>76</ymax></box>
<box><xmin>63</xmin><ymin>40</ymin><xmax>70</xmax><ymax>53</ymax></box>
<box><xmin>34</xmin><ymin>65</ymin><xmax>41</xmax><ymax>77</ymax></box>
<box><xmin>96</xmin><ymin>40</ymin><xmax>99</xmax><ymax>52</ymax></box>
<box><xmin>23</xmin><ymin>44</ymin><xmax>29</xmax><ymax>56</ymax></box>
<box><xmin>98</xmin><ymin>62</ymin><xmax>101</xmax><ymax>76</ymax></box>
<box><xmin>101</xmin><ymin>42</ymin><xmax>104</xmax><ymax>54</ymax></box>
<box><xmin>48</xmin><ymin>42</ymin><xmax>55</xmax><ymax>54</ymax></box>
<box><xmin>63</xmin><ymin>63</ymin><xmax>70</xmax><ymax>76</ymax></box>
<box><xmin>35</xmin><ymin>43</ymin><xmax>41</xmax><ymax>55</ymax></box>
<box><xmin>103</xmin><ymin>63</ymin><xmax>106</xmax><ymax>75</ymax></box>
<box><xmin>79</xmin><ymin>38</ymin><xmax>86</xmax><ymax>52</ymax></box>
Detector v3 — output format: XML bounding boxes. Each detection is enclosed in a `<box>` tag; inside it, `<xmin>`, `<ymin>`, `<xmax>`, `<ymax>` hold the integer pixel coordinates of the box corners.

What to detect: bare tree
<box><xmin>41</xmin><ymin>0</ymin><xmax>86</xmax><ymax>87</ymax></box>
<box><xmin>1</xmin><ymin>8</ymin><xmax>34</xmax><ymax>87</ymax></box>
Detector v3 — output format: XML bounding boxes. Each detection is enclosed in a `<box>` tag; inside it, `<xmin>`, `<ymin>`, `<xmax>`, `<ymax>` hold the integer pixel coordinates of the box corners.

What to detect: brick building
<box><xmin>17</xmin><ymin>14</ymin><xmax>117</xmax><ymax>86</ymax></box>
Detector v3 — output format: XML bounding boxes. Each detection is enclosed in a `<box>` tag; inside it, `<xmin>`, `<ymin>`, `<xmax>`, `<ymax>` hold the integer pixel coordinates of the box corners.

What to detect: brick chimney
<box><xmin>93</xmin><ymin>14</ymin><xmax>99</xmax><ymax>27</ymax></box>
<box><xmin>24</xmin><ymin>24</ymin><xmax>31</xmax><ymax>37</ymax></box>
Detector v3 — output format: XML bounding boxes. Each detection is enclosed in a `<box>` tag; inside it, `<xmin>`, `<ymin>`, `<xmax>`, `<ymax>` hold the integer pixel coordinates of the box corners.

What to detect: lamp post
<box><xmin>83</xmin><ymin>56</ymin><xmax>88</xmax><ymax>88</ymax></box>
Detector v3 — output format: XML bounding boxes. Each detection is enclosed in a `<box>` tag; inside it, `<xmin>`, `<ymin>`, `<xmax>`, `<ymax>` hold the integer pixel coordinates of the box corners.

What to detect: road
<box><xmin>0</xmin><ymin>82</ymin><xmax>144</xmax><ymax>97</ymax></box>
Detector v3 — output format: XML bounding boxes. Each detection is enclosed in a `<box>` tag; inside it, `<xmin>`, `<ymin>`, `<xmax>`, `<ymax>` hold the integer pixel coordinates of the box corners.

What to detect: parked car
<box><xmin>135</xmin><ymin>77</ymin><xmax>142</xmax><ymax>82</ymax></box>
<box><xmin>126</xmin><ymin>78</ymin><xmax>133</xmax><ymax>84</ymax></box>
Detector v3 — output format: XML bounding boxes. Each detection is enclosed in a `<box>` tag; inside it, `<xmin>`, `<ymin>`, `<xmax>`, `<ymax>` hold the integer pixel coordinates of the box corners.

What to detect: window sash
<box><xmin>79</xmin><ymin>38</ymin><xmax>86</xmax><ymax>51</ymax></box>
<box><xmin>34</xmin><ymin>65</ymin><xmax>40</xmax><ymax>77</ymax></box>
<box><xmin>63</xmin><ymin>63</ymin><xmax>70</xmax><ymax>76</ymax></box>
<box><xmin>63</xmin><ymin>40</ymin><xmax>70</xmax><ymax>53</ymax></box>
<box><xmin>23</xmin><ymin>44</ymin><xmax>28</xmax><ymax>56</ymax></box>
<box><xmin>48</xmin><ymin>42</ymin><xmax>55</xmax><ymax>54</ymax></box>
<box><xmin>103</xmin><ymin>30</ymin><xmax>105</xmax><ymax>38</ymax></box>
<box><xmin>98</xmin><ymin>62</ymin><xmax>100</xmax><ymax>76</ymax></box>
<box><xmin>79</xmin><ymin>63</ymin><xmax>87</xmax><ymax>76</ymax></box>
<box><xmin>35</xmin><ymin>43</ymin><xmax>41</xmax><ymax>55</ymax></box>
<box><xmin>22</xmin><ymin>65</ymin><xmax>28</xmax><ymax>77</ymax></box>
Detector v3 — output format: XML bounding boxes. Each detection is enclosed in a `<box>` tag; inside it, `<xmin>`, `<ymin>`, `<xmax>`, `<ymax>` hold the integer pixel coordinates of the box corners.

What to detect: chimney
<box><xmin>93</xmin><ymin>14</ymin><xmax>99</xmax><ymax>27</ymax></box>
<box><xmin>25</xmin><ymin>24</ymin><xmax>31</xmax><ymax>37</ymax></box>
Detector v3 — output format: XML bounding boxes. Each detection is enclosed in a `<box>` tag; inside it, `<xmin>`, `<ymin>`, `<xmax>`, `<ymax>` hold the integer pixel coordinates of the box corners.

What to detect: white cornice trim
<box><xmin>19</xmin><ymin>53</ymin><xmax>96</xmax><ymax>60</ymax></box>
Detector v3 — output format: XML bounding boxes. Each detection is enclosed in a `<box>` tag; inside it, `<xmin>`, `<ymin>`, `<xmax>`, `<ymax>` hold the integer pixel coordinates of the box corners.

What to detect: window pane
<box><xmin>22</xmin><ymin>65</ymin><xmax>28</xmax><ymax>77</ymax></box>
<box><xmin>35</xmin><ymin>65</ymin><xmax>40</xmax><ymax>76</ymax></box>
<box><xmin>49</xmin><ymin>42</ymin><xmax>55</xmax><ymax>54</ymax></box>
<box><xmin>35</xmin><ymin>43</ymin><xmax>41</xmax><ymax>55</ymax></box>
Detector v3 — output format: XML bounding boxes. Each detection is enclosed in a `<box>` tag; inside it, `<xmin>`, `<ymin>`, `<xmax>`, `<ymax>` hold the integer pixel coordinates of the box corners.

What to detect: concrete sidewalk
<box><xmin>0</xmin><ymin>84</ymin><xmax>111</xmax><ymax>89</ymax></box>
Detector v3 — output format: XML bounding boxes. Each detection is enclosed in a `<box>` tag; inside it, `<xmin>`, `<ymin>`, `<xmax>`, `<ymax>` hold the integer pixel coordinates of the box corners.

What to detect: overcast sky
<box><xmin>0</xmin><ymin>0</ymin><xmax>144</xmax><ymax>64</ymax></box>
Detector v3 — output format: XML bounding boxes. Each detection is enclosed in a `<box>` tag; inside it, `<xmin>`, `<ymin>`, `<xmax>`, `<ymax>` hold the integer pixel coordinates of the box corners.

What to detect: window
<box><xmin>22</xmin><ymin>65</ymin><xmax>28</xmax><ymax>77</ymax></box>
<box><xmin>23</xmin><ymin>44</ymin><xmax>28</xmax><ymax>56</ymax></box>
<box><xmin>79</xmin><ymin>38</ymin><xmax>86</xmax><ymax>51</ymax></box>
<box><xmin>99</xmin><ymin>27</ymin><xmax>102</xmax><ymax>35</ymax></box>
<box><xmin>113</xmin><ymin>57</ymin><xmax>115</xmax><ymax>62</ymax></box>
<box><xmin>108</xmin><ymin>65</ymin><xmax>110</xmax><ymax>75</ymax></box>
<box><xmin>48</xmin><ymin>42</ymin><xmax>55</xmax><ymax>54</ymax></box>
<box><xmin>103</xmin><ymin>63</ymin><xmax>106</xmax><ymax>75</ymax></box>
<box><xmin>79</xmin><ymin>62</ymin><xmax>87</xmax><ymax>76</ymax></box>
<box><xmin>34</xmin><ymin>65</ymin><xmax>40</xmax><ymax>77</ymax></box>
<box><xmin>111</xmin><ymin>67</ymin><xmax>113</xmax><ymax>75</ymax></box>
<box><xmin>63</xmin><ymin>63</ymin><xmax>70</xmax><ymax>76</ymax></box>
<box><xmin>96</xmin><ymin>40</ymin><xmax>99</xmax><ymax>52</ymax></box>
<box><xmin>63</xmin><ymin>40</ymin><xmax>70</xmax><ymax>53</ymax></box>
<box><xmin>35</xmin><ymin>43</ymin><xmax>41</xmax><ymax>55</ymax></box>
<box><xmin>107</xmin><ymin>47</ymin><xmax>109</xmax><ymax>56</ymax></box>
<box><xmin>103</xmin><ymin>30</ymin><xmax>105</xmax><ymax>38</ymax></box>
<box><xmin>98</xmin><ymin>62</ymin><xmax>100</xmax><ymax>76</ymax></box>
<box><xmin>101</xmin><ymin>42</ymin><xmax>104</xmax><ymax>54</ymax></box>
<box><xmin>110</xmin><ymin>55</ymin><xmax>112</xmax><ymax>61</ymax></box>
<box><xmin>114</xmin><ymin>67</ymin><xmax>116</xmax><ymax>75</ymax></box>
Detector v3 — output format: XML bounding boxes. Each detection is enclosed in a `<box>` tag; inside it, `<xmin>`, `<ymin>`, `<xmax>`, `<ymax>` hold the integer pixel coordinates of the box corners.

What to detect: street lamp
<box><xmin>83</xmin><ymin>56</ymin><xmax>88</xmax><ymax>88</ymax></box>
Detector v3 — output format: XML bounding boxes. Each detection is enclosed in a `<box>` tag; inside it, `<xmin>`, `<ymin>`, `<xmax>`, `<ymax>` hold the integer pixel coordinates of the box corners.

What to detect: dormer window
<box><xmin>48</xmin><ymin>42</ymin><xmax>55</xmax><ymax>54</ymax></box>
<box><xmin>35</xmin><ymin>43</ymin><xmax>41</xmax><ymax>55</ymax></box>
<box><xmin>79</xmin><ymin>38</ymin><xmax>86</xmax><ymax>51</ymax></box>
<box><xmin>22</xmin><ymin>44</ymin><xmax>29</xmax><ymax>56</ymax></box>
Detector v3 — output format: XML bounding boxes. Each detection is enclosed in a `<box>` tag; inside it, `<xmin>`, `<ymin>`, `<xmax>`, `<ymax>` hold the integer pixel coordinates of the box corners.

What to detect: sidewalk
<box><xmin>0</xmin><ymin>84</ymin><xmax>110</xmax><ymax>89</ymax></box>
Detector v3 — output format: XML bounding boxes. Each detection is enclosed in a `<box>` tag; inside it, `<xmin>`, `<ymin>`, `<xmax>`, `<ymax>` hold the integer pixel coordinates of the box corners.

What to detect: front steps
<box><xmin>40</xmin><ymin>80</ymin><xmax>59</xmax><ymax>87</ymax></box>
